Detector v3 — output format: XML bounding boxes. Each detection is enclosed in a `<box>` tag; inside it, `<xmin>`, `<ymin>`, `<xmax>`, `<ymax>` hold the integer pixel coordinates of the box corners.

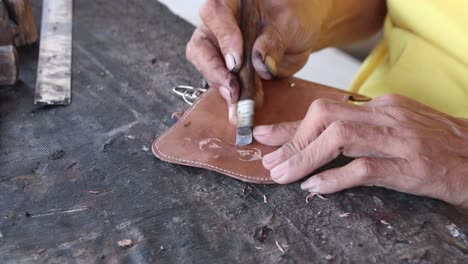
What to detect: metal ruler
<box><xmin>35</xmin><ymin>0</ymin><xmax>73</xmax><ymax>105</ymax></box>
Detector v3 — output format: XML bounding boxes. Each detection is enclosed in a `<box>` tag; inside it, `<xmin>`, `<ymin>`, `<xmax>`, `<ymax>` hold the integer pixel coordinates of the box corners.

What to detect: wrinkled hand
<box><xmin>186</xmin><ymin>0</ymin><xmax>325</xmax><ymax>122</ymax></box>
<box><xmin>253</xmin><ymin>94</ymin><xmax>468</xmax><ymax>207</ymax></box>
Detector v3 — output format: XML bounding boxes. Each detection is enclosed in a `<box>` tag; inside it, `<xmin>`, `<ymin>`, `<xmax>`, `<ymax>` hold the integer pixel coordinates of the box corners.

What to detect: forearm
<box><xmin>313</xmin><ymin>0</ymin><xmax>387</xmax><ymax>50</ymax></box>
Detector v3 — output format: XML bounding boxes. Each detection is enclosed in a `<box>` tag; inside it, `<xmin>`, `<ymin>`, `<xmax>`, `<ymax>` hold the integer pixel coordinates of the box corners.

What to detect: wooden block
<box><xmin>0</xmin><ymin>45</ymin><xmax>18</xmax><ymax>85</ymax></box>
<box><xmin>3</xmin><ymin>0</ymin><xmax>37</xmax><ymax>46</ymax></box>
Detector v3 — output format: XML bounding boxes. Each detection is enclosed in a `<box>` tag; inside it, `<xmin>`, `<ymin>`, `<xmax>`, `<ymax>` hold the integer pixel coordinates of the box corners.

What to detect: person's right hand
<box><xmin>186</xmin><ymin>0</ymin><xmax>328</xmax><ymax>123</ymax></box>
<box><xmin>186</xmin><ymin>0</ymin><xmax>386</xmax><ymax>123</ymax></box>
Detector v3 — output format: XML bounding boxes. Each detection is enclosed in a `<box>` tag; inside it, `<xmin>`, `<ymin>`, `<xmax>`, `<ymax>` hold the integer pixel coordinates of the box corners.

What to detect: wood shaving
<box><xmin>117</xmin><ymin>239</ymin><xmax>133</xmax><ymax>248</ymax></box>
<box><xmin>171</xmin><ymin>111</ymin><xmax>184</xmax><ymax>120</ymax></box>
<box><xmin>275</xmin><ymin>241</ymin><xmax>285</xmax><ymax>254</ymax></box>
<box><xmin>306</xmin><ymin>193</ymin><xmax>328</xmax><ymax>203</ymax></box>
<box><xmin>380</xmin><ymin>220</ymin><xmax>393</xmax><ymax>229</ymax></box>
<box><xmin>339</xmin><ymin>213</ymin><xmax>351</xmax><ymax>218</ymax></box>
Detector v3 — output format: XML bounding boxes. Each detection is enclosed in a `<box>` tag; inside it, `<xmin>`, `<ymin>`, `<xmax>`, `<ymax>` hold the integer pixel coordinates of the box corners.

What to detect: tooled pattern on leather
<box><xmin>153</xmin><ymin>89</ymin><xmax>272</xmax><ymax>183</ymax></box>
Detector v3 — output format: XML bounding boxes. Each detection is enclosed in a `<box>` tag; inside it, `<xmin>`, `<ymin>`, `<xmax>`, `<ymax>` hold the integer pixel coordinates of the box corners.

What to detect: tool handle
<box><xmin>238</xmin><ymin>0</ymin><xmax>257</xmax><ymax>101</ymax></box>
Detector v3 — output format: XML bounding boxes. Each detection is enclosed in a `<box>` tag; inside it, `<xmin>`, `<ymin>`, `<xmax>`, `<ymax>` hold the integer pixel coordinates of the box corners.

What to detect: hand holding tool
<box><xmin>236</xmin><ymin>0</ymin><xmax>258</xmax><ymax>146</ymax></box>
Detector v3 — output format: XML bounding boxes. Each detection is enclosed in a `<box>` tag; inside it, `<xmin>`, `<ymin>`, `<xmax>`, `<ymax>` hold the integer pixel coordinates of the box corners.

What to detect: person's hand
<box><xmin>253</xmin><ymin>94</ymin><xmax>468</xmax><ymax>207</ymax></box>
<box><xmin>186</xmin><ymin>0</ymin><xmax>385</xmax><ymax>123</ymax></box>
<box><xmin>186</xmin><ymin>0</ymin><xmax>332</xmax><ymax>123</ymax></box>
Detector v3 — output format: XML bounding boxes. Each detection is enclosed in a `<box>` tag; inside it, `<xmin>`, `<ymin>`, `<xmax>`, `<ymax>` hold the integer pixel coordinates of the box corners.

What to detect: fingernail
<box><xmin>301</xmin><ymin>176</ymin><xmax>321</xmax><ymax>191</ymax></box>
<box><xmin>220</xmin><ymin>87</ymin><xmax>232</xmax><ymax>102</ymax></box>
<box><xmin>225</xmin><ymin>54</ymin><xmax>237</xmax><ymax>72</ymax></box>
<box><xmin>253</xmin><ymin>125</ymin><xmax>273</xmax><ymax>137</ymax></box>
<box><xmin>264</xmin><ymin>55</ymin><xmax>277</xmax><ymax>77</ymax></box>
<box><xmin>270</xmin><ymin>162</ymin><xmax>288</xmax><ymax>180</ymax></box>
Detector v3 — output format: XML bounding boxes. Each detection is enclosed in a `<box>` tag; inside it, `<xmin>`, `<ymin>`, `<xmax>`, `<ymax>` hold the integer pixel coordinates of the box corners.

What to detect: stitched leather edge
<box><xmin>152</xmin><ymin>89</ymin><xmax>274</xmax><ymax>184</ymax></box>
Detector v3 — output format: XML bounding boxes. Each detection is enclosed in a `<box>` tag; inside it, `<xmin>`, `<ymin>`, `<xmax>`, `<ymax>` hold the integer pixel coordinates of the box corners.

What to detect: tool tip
<box><xmin>236</xmin><ymin>126</ymin><xmax>253</xmax><ymax>146</ymax></box>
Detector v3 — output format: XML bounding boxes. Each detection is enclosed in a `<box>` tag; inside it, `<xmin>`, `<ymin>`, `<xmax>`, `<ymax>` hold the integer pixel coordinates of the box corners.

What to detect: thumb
<box><xmin>252</xmin><ymin>27</ymin><xmax>286</xmax><ymax>80</ymax></box>
<box><xmin>253</xmin><ymin>120</ymin><xmax>302</xmax><ymax>146</ymax></box>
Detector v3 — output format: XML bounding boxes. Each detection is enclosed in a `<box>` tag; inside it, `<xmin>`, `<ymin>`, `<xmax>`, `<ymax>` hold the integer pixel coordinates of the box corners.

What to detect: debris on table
<box><xmin>0</xmin><ymin>231</ymin><xmax>3</xmax><ymax>238</ymax></box>
<box><xmin>275</xmin><ymin>241</ymin><xmax>285</xmax><ymax>254</ymax></box>
<box><xmin>142</xmin><ymin>146</ymin><xmax>149</xmax><ymax>152</ymax></box>
<box><xmin>117</xmin><ymin>239</ymin><xmax>133</xmax><ymax>248</ymax></box>
<box><xmin>306</xmin><ymin>193</ymin><xmax>328</xmax><ymax>203</ymax></box>
<box><xmin>339</xmin><ymin>213</ymin><xmax>351</xmax><ymax>218</ymax></box>
<box><xmin>380</xmin><ymin>220</ymin><xmax>393</xmax><ymax>229</ymax></box>
<box><xmin>263</xmin><ymin>195</ymin><xmax>267</xmax><ymax>204</ymax></box>
<box><xmin>88</xmin><ymin>190</ymin><xmax>100</xmax><ymax>194</ymax></box>
<box><xmin>325</xmin><ymin>254</ymin><xmax>334</xmax><ymax>261</ymax></box>
<box><xmin>171</xmin><ymin>111</ymin><xmax>184</xmax><ymax>120</ymax></box>
<box><xmin>445</xmin><ymin>223</ymin><xmax>467</xmax><ymax>243</ymax></box>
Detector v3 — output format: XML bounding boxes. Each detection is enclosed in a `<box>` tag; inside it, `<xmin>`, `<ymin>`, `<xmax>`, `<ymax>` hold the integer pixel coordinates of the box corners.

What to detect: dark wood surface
<box><xmin>0</xmin><ymin>1</ymin><xmax>467</xmax><ymax>263</ymax></box>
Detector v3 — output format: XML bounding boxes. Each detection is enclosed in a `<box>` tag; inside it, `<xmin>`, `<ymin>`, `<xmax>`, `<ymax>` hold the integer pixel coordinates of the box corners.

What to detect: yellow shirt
<box><xmin>349</xmin><ymin>0</ymin><xmax>468</xmax><ymax>118</ymax></box>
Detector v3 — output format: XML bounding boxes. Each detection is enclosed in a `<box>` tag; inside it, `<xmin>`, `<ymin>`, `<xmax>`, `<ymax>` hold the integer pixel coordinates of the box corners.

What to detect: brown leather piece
<box><xmin>152</xmin><ymin>77</ymin><xmax>369</xmax><ymax>184</ymax></box>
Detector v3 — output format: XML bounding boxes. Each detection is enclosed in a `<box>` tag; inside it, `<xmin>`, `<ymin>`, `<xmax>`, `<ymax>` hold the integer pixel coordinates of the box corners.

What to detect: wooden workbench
<box><xmin>0</xmin><ymin>1</ymin><xmax>467</xmax><ymax>263</ymax></box>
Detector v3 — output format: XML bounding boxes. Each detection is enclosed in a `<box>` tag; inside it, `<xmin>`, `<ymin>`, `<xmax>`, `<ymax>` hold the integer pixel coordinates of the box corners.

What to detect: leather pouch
<box><xmin>152</xmin><ymin>78</ymin><xmax>369</xmax><ymax>184</ymax></box>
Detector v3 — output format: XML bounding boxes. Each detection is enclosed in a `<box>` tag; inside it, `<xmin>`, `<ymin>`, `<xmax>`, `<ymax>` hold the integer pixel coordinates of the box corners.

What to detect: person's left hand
<box><xmin>253</xmin><ymin>94</ymin><xmax>468</xmax><ymax>207</ymax></box>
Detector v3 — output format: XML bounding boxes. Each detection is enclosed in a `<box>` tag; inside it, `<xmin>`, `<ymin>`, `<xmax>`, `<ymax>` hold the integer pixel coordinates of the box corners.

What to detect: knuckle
<box><xmin>289</xmin><ymin>151</ymin><xmax>312</xmax><ymax>169</ymax></box>
<box><xmin>355</xmin><ymin>158</ymin><xmax>375</xmax><ymax>178</ymax></box>
<box><xmin>377</xmin><ymin>93</ymin><xmax>404</xmax><ymax>105</ymax></box>
<box><xmin>217</xmin><ymin>27</ymin><xmax>238</xmax><ymax>48</ymax></box>
<box><xmin>185</xmin><ymin>39</ymin><xmax>195</xmax><ymax>61</ymax></box>
<box><xmin>329</xmin><ymin>120</ymin><xmax>353</xmax><ymax>140</ymax></box>
<box><xmin>185</xmin><ymin>29</ymin><xmax>205</xmax><ymax>62</ymax></box>
<box><xmin>199</xmin><ymin>0</ymin><xmax>218</xmax><ymax>21</ymax></box>
<box><xmin>281</xmin><ymin>141</ymin><xmax>300</xmax><ymax>157</ymax></box>
<box><xmin>309</xmin><ymin>98</ymin><xmax>333</xmax><ymax>115</ymax></box>
<box><xmin>307</xmin><ymin>99</ymin><xmax>337</xmax><ymax>124</ymax></box>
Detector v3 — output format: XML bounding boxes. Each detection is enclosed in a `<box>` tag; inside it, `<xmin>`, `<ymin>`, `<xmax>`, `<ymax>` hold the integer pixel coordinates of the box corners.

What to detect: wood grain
<box><xmin>3</xmin><ymin>0</ymin><xmax>38</xmax><ymax>46</ymax></box>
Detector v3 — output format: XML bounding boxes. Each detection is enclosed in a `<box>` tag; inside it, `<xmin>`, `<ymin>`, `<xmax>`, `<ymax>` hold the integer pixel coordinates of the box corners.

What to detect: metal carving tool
<box><xmin>236</xmin><ymin>0</ymin><xmax>258</xmax><ymax>146</ymax></box>
<box><xmin>35</xmin><ymin>0</ymin><xmax>73</xmax><ymax>105</ymax></box>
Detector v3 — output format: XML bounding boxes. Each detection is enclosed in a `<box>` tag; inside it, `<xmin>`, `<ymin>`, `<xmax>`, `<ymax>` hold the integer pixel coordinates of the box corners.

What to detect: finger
<box><xmin>254</xmin><ymin>120</ymin><xmax>302</xmax><ymax>146</ymax></box>
<box><xmin>199</xmin><ymin>0</ymin><xmax>242</xmax><ymax>71</ymax></box>
<box><xmin>269</xmin><ymin>121</ymin><xmax>404</xmax><ymax>184</ymax></box>
<box><xmin>253</xmin><ymin>25</ymin><xmax>311</xmax><ymax>79</ymax></box>
<box><xmin>262</xmin><ymin>99</ymin><xmax>400</xmax><ymax>169</ymax></box>
<box><xmin>252</xmin><ymin>27</ymin><xmax>285</xmax><ymax>79</ymax></box>
<box><xmin>300</xmin><ymin>158</ymin><xmax>402</xmax><ymax>194</ymax></box>
<box><xmin>186</xmin><ymin>27</ymin><xmax>240</xmax><ymax>104</ymax></box>
<box><xmin>275</xmin><ymin>51</ymin><xmax>311</xmax><ymax>78</ymax></box>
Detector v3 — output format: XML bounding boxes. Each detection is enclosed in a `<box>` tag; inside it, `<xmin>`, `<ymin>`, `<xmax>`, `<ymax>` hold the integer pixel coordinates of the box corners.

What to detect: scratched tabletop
<box><xmin>0</xmin><ymin>1</ymin><xmax>467</xmax><ymax>263</ymax></box>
